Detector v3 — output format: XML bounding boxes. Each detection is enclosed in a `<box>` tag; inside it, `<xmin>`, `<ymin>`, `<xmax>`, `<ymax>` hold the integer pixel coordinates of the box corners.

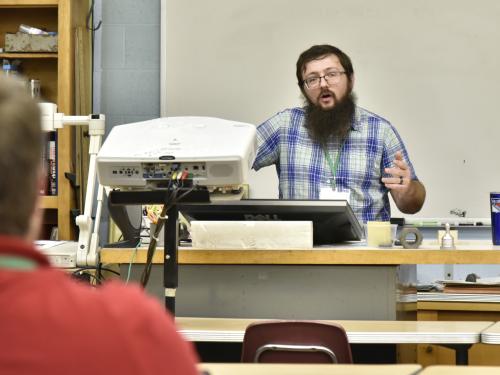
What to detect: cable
<box><xmin>86</xmin><ymin>0</ymin><xmax>101</xmax><ymax>115</ymax></box>
<box><xmin>125</xmin><ymin>241</ymin><xmax>141</xmax><ymax>284</ymax></box>
<box><xmin>137</xmin><ymin>164</ymin><xmax>197</xmax><ymax>288</ymax></box>
<box><xmin>140</xmin><ymin>194</ymin><xmax>171</xmax><ymax>287</ymax></box>
<box><xmin>86</xmin><ymin>0</ymin><xmax>102</xmax><ymax>31</ymax></box>
<box><xmin>95</xmin><ymin>261</ymin><xmax>102</xmax><ymax>282</ymax></box>
<box><xmin>174</xmin><ymin>184</ymin><xmax>196</xmax><ymax>203</ymax></box>
<box><xmin>72</xmin><ymin>265</ymin><xmax>121</xmax><ymax>286</ymax></box>
<box><xmin>95</xmin><ymin>267</ymin><xmax>121</xmax><ymax>277</ymax></box>
<box><xmin>72</xmin><ymin>269</ymin><xmax>100</xmax><ymax>285</ymax></box>
<box><xmin>126</xmin><ymin>241</ymin><xmax>139</xmax><ymax>283</ymax></box>
<box><xmin>139</xmin><ymin>181</ymin><xmax>196</xmax><ymax>288</ymax></box>
<box><xmin>74</xmin><ymin>265</ymin><xmax>120</xmax><ymax>277</ymax></box>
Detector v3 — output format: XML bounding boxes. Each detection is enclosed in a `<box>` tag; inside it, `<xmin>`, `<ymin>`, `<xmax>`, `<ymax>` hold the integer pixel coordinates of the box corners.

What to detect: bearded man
<box><xmin>252</xmin><ymin>44</ymin><xmax>425</xmax><ymax>222</ymax></box>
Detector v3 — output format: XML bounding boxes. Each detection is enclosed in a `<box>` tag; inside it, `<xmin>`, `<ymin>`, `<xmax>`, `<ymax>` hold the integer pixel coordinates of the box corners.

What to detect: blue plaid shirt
<box><xmin>252</xmin><ymin>106</ymin><xmax>418</xmax><ymax>223</ymax></box>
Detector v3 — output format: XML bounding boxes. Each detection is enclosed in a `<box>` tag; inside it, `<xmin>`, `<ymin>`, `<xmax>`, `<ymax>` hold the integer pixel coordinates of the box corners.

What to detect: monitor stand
<box><xmin>108</xmin><ymin>187</ymin><xmax>210</xmax><ymax>314</ymax></box>
<box><xmin>104</xmin><ymin>204</ymin><xmax>142</xmax><ymax>248</ymax></box>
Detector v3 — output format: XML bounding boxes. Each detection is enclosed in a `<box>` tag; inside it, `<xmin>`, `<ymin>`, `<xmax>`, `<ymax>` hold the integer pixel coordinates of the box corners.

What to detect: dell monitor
<box><xmin>178</xmin><ymin>199</ymin><xmax>363</xmax><ymax>245</ymax></box>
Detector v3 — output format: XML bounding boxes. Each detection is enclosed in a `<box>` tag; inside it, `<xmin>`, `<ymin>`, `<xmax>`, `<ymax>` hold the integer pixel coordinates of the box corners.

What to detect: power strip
<box><xmin>35</xmin><ymin>241</ymin><xmax>77</xmax><ymax>268</ymax></box>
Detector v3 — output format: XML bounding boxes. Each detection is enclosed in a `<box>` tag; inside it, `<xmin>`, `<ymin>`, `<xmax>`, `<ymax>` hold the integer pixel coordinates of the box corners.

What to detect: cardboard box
<box><xmin>5</xmin><ymin>32</ymin><xmax>57</xmax><ymax>52</ymax></box>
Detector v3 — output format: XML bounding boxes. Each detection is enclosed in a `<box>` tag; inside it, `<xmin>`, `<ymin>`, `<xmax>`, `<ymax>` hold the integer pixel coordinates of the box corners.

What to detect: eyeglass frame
<box><xmin>302</xmin><ymin>71</ymin><xmax>347</xmax><ymax>90</ymax></box>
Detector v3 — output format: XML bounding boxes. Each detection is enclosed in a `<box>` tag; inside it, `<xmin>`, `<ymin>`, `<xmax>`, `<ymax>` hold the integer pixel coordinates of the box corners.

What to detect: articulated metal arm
<box><xmin>39</xmin><ymin>103</ymin><xmax>105</xmax><ymax>266</ymax></box>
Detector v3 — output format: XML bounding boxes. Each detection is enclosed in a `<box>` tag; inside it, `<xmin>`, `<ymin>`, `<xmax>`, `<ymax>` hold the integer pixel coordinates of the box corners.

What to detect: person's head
<box><xmin>296</xmin><ymin>45</ymin><xmax>356</xmax><ymax>144</ymax></box>
<box><xmin>0</xmin><ymin>76</ymin><xmax>42</xmax><ymax>239</ymax></box>
<box><xmin>296</xmin><ymin>44</ymin><xmax>354</xmax><ymax>110</ymax></box>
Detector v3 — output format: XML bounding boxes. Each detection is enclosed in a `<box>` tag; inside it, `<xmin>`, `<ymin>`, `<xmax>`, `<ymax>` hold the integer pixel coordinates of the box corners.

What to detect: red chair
<box><xmin>241</xmin><ymin>320</ymin><xmax>353</xmax><ymax>363</ymax></box>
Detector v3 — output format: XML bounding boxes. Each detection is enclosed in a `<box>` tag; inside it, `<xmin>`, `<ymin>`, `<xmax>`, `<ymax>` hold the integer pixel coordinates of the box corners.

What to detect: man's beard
<box><xmin>304</xmin><ymin>92</ymin><xmax>357</xmax><ymax>146</ymax></box>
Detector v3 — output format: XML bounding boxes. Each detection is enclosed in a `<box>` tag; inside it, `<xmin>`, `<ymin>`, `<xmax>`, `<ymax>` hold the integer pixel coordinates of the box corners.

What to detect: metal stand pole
<box><xmin>164</xmin><ymin>205</ymin><xmax>179</xmax><ymax>314</ymax></box>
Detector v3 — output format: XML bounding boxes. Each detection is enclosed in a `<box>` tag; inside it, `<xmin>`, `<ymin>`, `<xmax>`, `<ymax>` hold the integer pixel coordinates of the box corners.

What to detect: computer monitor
<box><xmin>178</xmin><ymin>199</ymin><xmax>363</xmax><ymax>245</ymax></box>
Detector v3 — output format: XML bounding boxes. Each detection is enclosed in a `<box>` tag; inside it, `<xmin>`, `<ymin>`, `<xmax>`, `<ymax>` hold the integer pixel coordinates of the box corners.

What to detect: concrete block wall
<box><xmin>93</xmin><ymin>0</ymin><xmax>161</xmax><ymax>240</ymax></box>
<box><xmin>93</xmin><ymin>0</ymin><xmax>160</xmax><ymax>130</ymax></box>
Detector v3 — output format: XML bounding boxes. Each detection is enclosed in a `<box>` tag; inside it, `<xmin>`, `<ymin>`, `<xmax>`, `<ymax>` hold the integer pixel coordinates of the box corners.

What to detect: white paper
<box><xmin>319</xmin><ymin>187</ymin><xmax>350</xmax><ymax>203</ymax></box>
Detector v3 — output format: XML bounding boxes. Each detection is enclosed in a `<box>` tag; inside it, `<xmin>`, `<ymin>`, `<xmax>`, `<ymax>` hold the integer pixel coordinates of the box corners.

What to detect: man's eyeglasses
<box><xmin>303</xmin><ymin>71</ymin><xmax>346</xmax><ymax>90</ymax></box>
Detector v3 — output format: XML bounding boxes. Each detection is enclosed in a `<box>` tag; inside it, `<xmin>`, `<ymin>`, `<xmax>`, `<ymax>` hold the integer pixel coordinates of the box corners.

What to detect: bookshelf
<box><xmin>0</xmin><ymin>0</ymin><xmax>91</xmax><ymax>240</ymax></box>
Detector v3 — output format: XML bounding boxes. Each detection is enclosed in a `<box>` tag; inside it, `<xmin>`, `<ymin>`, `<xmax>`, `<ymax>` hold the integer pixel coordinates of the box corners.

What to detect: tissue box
<box><xmin>190</xmin><ymin>221</ymin><xmax>313</xmax><ymax>249</ymax></box>
<box><xmin>5</xmin><ymin>32</ymin><xmax>58</xmax><ymax>52</ymax></box>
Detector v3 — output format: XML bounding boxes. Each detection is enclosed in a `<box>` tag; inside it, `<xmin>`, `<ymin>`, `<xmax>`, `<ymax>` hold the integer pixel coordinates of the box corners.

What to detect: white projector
<box><xmin>97</xmin><ymin>116</ymin><xmax>257</xmax><ymax>189</ymax></box>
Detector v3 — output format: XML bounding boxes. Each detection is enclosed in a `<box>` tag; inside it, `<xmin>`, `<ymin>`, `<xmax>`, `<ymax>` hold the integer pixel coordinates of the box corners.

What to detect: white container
<box><xmin>190</xmin><ymin>221</ymin><xmax>313</xmax><ymax>249</ymax></box>
<box><xmin>365</xmin><ymin>222</ymin><xmax>397</xmax><ymax>247</ymax></box>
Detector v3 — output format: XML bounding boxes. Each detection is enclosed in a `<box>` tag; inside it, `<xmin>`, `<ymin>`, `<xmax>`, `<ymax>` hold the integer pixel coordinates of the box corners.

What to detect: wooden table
<box><xmin>417</xmin><ymin>296</ymin><xmax>500</xmax><ymax>366</ymax></box>
<box><xmin>481</xmin><ymin>322</ymin><xmax>500</xmax><ymax>344</ymax></box>
<box><xmin>421</xmin><ymin>365</ymin><xmax>500</xmax><ymax>374</ymax></box>
<box><xmin>199</xmin><ymin>363</ymin><xmax>422</xmax><ymax>375</ymax></box>
<box><xmin>177</xmin><ymin>317</ymin><xmax>493</xmax><ymax>365</ymax></box>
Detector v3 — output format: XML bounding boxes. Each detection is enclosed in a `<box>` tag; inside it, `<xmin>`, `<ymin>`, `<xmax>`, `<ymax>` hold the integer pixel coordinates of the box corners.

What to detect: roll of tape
<box><xmin>399</xmin><ymin>226</ymin><xmax>423</xmax><ymax>249</ymax></box>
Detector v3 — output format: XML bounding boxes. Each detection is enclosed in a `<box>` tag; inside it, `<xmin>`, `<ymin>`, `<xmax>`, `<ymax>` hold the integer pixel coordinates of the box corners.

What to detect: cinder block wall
<box><xmin>93</xmin><ymin>0</ymin><xmax>161</xmax><ymax>241</ymax></box>
<box><xmin>94</xmin><ymin>0</ymin><xmax>160</xmax><ymax>127</ymax></box>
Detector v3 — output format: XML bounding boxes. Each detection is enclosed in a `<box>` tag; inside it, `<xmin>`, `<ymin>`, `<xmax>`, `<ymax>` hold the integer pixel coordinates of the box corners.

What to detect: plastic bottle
<box><xmin>2</xmin><ymin>59</ymin><xmax>21</xmax><ymax>77</ymax></box>
<box><xmin>440</xmin><ymin>223</ymin><xmax>455</xmax><ymax>249</ymax></box>
<box><xmin>2</xmin><ymin>59</ymin><xmax>13</xmax><ymax>76</ymax></box>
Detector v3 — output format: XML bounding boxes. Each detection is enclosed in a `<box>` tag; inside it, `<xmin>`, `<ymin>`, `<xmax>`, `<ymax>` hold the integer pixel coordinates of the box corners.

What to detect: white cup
<box><xmin>365</xmin><ymin>222</ymin><xmax>398</xmax><ymax>247</ymax></box>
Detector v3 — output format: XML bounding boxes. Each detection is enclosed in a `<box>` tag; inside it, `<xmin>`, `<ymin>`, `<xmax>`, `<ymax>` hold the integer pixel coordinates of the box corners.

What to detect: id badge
<box><xmin>320</xmin><ymin>187</ymin><xmax>350</xmax><ymax>203</ymax></box>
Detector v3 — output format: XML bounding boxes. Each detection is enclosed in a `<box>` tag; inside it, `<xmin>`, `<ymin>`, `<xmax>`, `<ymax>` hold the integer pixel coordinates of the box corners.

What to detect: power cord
<box><xmin>140</xmin><ymin>180</ymin><xmax>195</xmax><ymax>288</ymax></box>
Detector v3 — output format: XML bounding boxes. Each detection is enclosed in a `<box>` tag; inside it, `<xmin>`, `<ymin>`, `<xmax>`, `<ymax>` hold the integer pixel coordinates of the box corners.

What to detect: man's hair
<box><xmin>296</xmin><ymin>44</ymin><xmax>354</xmax><ymax>92</ymax></box>
<box><xmin>0</xmin><ymin>76</ymin><xmax>42</xmax><ymax>236</ymax></box>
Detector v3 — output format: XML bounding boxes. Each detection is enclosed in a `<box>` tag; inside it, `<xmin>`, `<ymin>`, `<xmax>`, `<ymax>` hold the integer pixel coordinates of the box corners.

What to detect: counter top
<box><xmin>100</xmin><ymin>240</ymin><xmax>500</xmax><ymax>265</ymax></box>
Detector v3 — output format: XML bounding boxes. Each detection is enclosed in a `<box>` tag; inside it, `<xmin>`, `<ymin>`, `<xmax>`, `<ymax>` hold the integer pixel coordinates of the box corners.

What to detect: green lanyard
<box><xmin>323</xmin><ymin>140</ymin><xmax>346</xmax><ymax>190</ymax></box>
<box><xmin>0</xmin><ymin>255</ymin><xmax>37</xmax><ymax>271</ymax></box>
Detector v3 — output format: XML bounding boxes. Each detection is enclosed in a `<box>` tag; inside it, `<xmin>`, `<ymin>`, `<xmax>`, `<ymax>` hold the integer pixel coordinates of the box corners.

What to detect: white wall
<box><xmin>162</xmin><ymin>0</ymin><xmax>500</xmax><ymax>219</ymax></box>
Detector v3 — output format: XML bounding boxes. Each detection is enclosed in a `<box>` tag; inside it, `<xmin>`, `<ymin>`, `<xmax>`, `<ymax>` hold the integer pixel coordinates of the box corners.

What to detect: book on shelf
<box><xmin>49</xmin><ymin>226</ymin><xmax>58</xmax><ymax>241</ymax></box>
<box><xmin>49</xmin><ymin>132</ymin><xmax>57</xmax><ymax>195</ymax></box>
<box><xmin>40</xmin><ymin>132</ymin><xmax>48</xmax><ymax>195</ymax></box>
<box><xmin>40</xmin><ymin>131</ymin><xmax>58</xmax><ymax>196</ymax></box>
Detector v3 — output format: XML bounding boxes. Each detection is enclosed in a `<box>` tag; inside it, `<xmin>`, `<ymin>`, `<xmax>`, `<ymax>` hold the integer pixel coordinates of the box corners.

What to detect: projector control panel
<box><xmin>117</xmin><ymin>162</ymin><xmax>206</xmax><ymax>179</ymax></box>
<box><xmin>100</xmin><ymin>161</ymin><xmax>210</xmax><ymax>188</ymax></box>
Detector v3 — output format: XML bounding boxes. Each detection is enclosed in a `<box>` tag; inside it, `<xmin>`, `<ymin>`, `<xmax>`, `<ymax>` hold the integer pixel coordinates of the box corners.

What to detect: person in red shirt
<box><xmin>0</xmin><ymin>76</ymin><xmax>199</xmax><ymax>375</ymax></box>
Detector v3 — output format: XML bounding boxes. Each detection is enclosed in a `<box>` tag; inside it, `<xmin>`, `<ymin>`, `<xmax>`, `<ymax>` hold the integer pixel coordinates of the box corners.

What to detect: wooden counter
<box><xmin>421</xmin><ymin>366</ymin><xmax>500</xmax><ymax>375</ymax></box>
<box><xmin>199</xmin><ymin>363</ymin><xmax>422</xmax><ymax>375</ymax></box>
<box><xmin>99</xmin><ymin>240</ymin><xmax>500</xmax><ymax>322</ymax></box>
<box><xmin>100</xmin><ymin>240</ymin><xmax>500</xmax><ymax>265</ymax></box>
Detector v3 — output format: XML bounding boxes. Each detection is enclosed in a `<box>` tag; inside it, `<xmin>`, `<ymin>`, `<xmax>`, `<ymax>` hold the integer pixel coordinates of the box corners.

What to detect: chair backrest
<box><xmin>241</xmin><ymin>320</ymin><xmax>353</xmax><ymax>363</ymax></box>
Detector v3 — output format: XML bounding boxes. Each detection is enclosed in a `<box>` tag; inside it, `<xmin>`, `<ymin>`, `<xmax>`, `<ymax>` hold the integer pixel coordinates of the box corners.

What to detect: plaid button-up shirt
<box><xmin>252</xmin><ymin>106</ymin><xmax>418</xmax><ymax>223</ymax></box>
